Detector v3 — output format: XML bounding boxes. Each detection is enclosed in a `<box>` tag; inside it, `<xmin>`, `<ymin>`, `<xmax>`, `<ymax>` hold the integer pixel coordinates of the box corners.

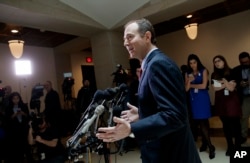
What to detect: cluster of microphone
<box><xmin>92</xmin><ymin>83</ymin><xmax>128</xmax><ymax>102</ymax></box>
<box><xmin>66</xmin><ymin>83</ymin><xmax>129</xmax><ymax>161</ymax></box>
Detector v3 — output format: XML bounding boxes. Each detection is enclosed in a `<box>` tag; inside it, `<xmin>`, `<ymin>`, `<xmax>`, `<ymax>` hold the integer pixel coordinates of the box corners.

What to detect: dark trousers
<box><xmin>220</xmin><ymin>116</ymin><xmax>241</xmax><ymax>149</ymax></box>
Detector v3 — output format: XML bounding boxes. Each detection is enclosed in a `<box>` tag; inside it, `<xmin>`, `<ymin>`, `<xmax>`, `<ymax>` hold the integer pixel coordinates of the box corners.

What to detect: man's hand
<box><xmin>96</xmin><ymin>117</ymin><xmax>131</xmax><ymax>142</ymax></box>
<box><xmin>120</xmin><ymin>102</ymin><xmax>139</xmax><ymax>123</ymax></box>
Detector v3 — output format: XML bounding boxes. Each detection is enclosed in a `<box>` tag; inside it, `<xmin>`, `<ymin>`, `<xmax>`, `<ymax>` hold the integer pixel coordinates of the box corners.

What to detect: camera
<box><xmin>31</xmin><ymin>85</ymin><xmax>44</xmax><ymax>100</ymax></box>
<box><xmin>30</xmin><ymin>85</ymin><xmax>44</xmax><ymax>112</ymax></box>
<box><xmin>111</xmin><ymin>64</ymin><xmax>128</xmax><ymax>86</ymax></box>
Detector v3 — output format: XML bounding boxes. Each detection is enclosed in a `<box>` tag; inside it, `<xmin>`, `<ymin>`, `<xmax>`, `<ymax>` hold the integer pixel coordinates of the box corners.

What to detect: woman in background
<box><xmin>5</xmin><ymin>92</ymin><xmax>31</xmax><ymax>163</ymax></box>
<box><xmin>211</xmin><ymin>55</ymin><xmax>242</xmax><ymax>156</ymax></box>
<box><xmin>185</xmin><ymin>54</ymin><xmax>215</xmax><ymax>159</ymax></box>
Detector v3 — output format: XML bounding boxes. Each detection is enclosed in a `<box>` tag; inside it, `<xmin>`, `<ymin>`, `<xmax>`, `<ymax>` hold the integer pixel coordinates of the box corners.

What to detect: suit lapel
<box><xmin>138</xmin><ymin>49</ymin><xmax>159</xmax><ymax>89</ymax></box>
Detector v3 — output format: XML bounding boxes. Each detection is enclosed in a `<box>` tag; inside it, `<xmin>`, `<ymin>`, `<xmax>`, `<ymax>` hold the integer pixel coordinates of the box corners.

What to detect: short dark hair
<box><xmin>239</xmin><ymin>51</ymin><xmax>250</xmax><ymax>60</ymax></box>
<box><xmin>124</xmin><ymin>18</ymin><xmax>157</xmax><ymax>45</ymax></box>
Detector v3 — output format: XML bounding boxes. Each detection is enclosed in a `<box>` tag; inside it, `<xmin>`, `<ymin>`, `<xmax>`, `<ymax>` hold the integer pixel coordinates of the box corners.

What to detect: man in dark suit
<box><xmin>233</xmin><ymin>52</ymin><xmax>250</xmax><ymax>144</ymax></box>
<box><xmin>96</xmin><ymin>18</ymin><xmax>201</xmax><ymax>163</ymax></box>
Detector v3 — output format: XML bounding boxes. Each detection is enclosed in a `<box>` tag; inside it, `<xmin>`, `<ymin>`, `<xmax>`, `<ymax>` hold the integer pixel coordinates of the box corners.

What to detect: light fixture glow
<box><xmin>186</xmin><ymin>14</ymin><xmax>192</xmax><ymax>18</ymax></box>
<box><xmin>8</xmin><ymin>40</ymin><xmax>25</xmax><ymax>58</ymax></box>
<box><xmin>15</xmin><ymin>60</ymin><xmax>32</xmax><ymax>75</ymax></box>
<box><xmin>11</xmin><ymin>29</ymin><xmax>19</xmax><ymax>33</ymax></box>
<box><xmin>184</xmin><ymin>23</ymin><xmax>198</xmax><ymax>40</ymax></box>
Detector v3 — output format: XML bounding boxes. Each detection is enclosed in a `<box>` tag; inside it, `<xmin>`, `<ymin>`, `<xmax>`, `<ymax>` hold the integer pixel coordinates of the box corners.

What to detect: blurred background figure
<box><xmin>5</xmin><ymin>92</ymin><xmax>31</xmax><ymax>163</ymax></box>
<box><xmin>76</xmin><ymin>79</ymin><xmax>94</xmax><ymax>120</ymax></box>
<box><xmin>111</xmin><ymin>64</ymin><xmax>128</xmax><ymax>87</ymax></box>
<box><xmin>28</xmin><ymin>113</ymin><xmax>66</xmax><ymax>163</ymax></box>
<box><xmin>43</xmin><ymin>81</ymin><xmax>63</xmax><ymax>135</ymax></box>
<box><xmin>233</xmin><ymin>51</ymin><xmax>250</xmax><ymax>144</ymax></box>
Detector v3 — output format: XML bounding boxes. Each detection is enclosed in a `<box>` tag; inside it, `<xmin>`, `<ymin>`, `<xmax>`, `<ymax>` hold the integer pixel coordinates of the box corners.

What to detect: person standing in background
<box><xmin>233</xmin><ymin>52</ymin><xmax>250</xmax><ymax>144</ymax></box>
<box><xmin>76</xmin><ymin>79</ymin><xmax>93</xmax><ymax>120</ymax></box>
<box><xmin>211</xmin><ymin>55</ymin><xmax>242</xmax><ymax>156</ymax></box>
<box><xmin>5</xmin><ymin>92</ymin><xmax>31</xmax><ymax>163</ymax></box>
<box><xmin>43</xmin><ymin>81</ymin><xmax>62</xmax><ymax>134</ymax></box>
<box><xmin>185</xmin><ymin>54</ymin><xmax>215</xmax><ymax>159</ymax></box>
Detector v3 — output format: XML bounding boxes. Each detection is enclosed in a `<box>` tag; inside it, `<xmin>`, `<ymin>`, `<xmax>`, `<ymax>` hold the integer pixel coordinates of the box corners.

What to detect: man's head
<box><xmin>83</xmin><ymin>80</ymin><xmax>90</xmax><ymax>87</ymax></box>
<box><xmin>44</xmin><ymin>81</ymin><xmax>52</xmax><ymax>92</ymax></box>
<box><xmin>239</xmin><ymin>52</ymin><xmax>250</xmax><ymax>69</ymax></box>
<box><xmin>123</xmin><ymin>18</ymin><xmax>156</xmax><ymax>60</ymax></box>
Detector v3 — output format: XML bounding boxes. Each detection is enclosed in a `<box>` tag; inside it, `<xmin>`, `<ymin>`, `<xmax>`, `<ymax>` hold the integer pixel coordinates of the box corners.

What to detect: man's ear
<box><xmin>144</xmin><ymin>31</ymin><xmax>152</xmax><ymax>42</ymax></box>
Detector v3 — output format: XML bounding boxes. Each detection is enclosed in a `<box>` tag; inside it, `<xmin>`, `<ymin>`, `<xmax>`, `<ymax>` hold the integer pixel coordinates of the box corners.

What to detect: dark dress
<box><xmin>211</xmin><ymin>69</ymin><xmax>242</xmax><ymax>150</ymax></box>
<box><xmin>5</xmin><ymin>103</ymin><xmax>30</xmax><ymax>163</ymax></box>
<box><xmin>211</xmin><ymin>69</ymin><xmax>242</xmax><ymax>117</ymax></box>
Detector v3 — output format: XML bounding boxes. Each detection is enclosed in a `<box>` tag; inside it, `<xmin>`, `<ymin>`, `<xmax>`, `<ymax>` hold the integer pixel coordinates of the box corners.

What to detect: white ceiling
<box><xmin>0</xmin><ymin>0</ymin><xmax>224</xmax><ymax>38</ymax></box>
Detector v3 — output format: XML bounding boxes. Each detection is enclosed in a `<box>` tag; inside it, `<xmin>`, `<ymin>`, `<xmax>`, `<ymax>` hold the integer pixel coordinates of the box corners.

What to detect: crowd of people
<box><xmin>0</xmin><ymin>81</ymin><xmax>66</xmax><ymax>163</ymax></box>
<box><xmin>183</xmin><ymin>51</ymin><xmax>250</xmax><ymax>158</ymax></box>
<box><xmin>0</xmin><ymin>18</ymin><xmax>249</xmax><ymax>163</ymax></box>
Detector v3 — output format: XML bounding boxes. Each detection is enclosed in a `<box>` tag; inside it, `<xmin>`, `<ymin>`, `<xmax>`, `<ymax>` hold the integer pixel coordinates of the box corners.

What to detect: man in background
<box><xmin>43</xmin><ymin>81</ymin><xmax>62</xmax><ymax>133</ymax></box>
<box><xmin>233</xmin><ymin>52</ymin><xmax>250</xmax><ymax>144</ymax></box>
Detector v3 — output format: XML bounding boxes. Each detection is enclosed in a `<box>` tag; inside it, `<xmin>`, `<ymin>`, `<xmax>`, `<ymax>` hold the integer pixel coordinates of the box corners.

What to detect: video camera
<box><xmin>31</xmin><ymin>85</ymin><xmax>44</xmax><ymax>100</ymax></box>
<box><xmin>111</xmin><ymin>64</ymin><xmax>128</xmax><ymax>86</ymax></box>
<box><xmin>30</xmin><ymin>84</ymin><xmax>44</xmax><ymax>113</ymax></box>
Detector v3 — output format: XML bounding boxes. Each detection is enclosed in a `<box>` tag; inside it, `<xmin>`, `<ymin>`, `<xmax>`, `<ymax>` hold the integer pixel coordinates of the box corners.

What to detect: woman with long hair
<box><xmin>211</xmin><ymin>55</ymin><xmax>242</xmax><ymax>156</ymax></box>
<box><xmin>5</xmin><ymin>92</ymin><xmax>31</xmax><ymax>163</ymax></box>
<box><xmin>185</xmin><ymin>54</ymin><xmax>215</xmax><ymax>159</ymax></box>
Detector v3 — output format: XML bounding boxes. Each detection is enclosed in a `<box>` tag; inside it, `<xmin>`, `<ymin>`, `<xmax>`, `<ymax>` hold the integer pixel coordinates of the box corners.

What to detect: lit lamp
<box><xmin>8</xmin><ymin>40</ymin><xmax>25</xmax><ymax>59</ymax></box>
<box><xmin>184</xmin><ymin>23</ymin><xmax>198</xmax><ymax>40</ymax></box>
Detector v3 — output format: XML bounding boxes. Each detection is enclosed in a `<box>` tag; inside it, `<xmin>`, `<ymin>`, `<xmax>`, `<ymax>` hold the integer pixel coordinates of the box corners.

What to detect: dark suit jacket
<box><xmin>130</xmin><ymin>49</ymin><xmax>201</xmax><ymax>163</ymax></box>
<box><xmin>233</xmin><ymin>65</ymin><xmax>246</xmax><ymax>103</ymax></box>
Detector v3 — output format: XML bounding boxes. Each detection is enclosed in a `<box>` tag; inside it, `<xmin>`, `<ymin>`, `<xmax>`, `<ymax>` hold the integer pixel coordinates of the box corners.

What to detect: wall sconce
<box><xmin>8</xmin><ymin>40</ymin><xmax>25</xmax><ymax>59</ymax></box>
<box><xmin>184</xmin><ymin>23</ymin><xmax>198</xmax><ymax>40</ymax></box>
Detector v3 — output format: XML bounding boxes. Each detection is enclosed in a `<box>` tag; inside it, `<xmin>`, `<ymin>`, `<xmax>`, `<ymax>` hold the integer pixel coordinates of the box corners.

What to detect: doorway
<box><xmin>81</xmin><ymin>65</ymin><xmax>97</xmax><ymax>92</ymax></box>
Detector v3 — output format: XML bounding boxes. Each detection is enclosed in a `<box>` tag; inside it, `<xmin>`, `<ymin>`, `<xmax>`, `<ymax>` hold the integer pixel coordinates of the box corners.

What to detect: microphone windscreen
<box><xmin>93</xmin><ymin>90</ymin><xmax>105</xmax><ymax>102</ymax></box>
<box><xmin>119</xmin><ymin>83</ymin><xmax>128</xmax><ymax>92</ymax></box>
<box><xmin>112</xmin><ymin>106</ymin><xmax>123</xmax><ymax>117</ymax></box>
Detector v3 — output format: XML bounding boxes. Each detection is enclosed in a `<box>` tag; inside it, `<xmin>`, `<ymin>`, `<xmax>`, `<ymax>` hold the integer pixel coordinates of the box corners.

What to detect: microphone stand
<box><xmin>67</xmin><ymin>102</ymin><xmax>105</xmax><ymax>161</ymax></box>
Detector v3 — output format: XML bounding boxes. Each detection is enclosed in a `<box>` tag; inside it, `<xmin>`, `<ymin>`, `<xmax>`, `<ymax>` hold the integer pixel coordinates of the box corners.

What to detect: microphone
<box><xmin>112</xmin><ymin>106</ymin><xmax>123</xmax><ymax>117</ymax></box>
<box><xmin>92</xmin><ymin>90</ymin><xmax>106</xmax><ymax>102</ymax></box>
<box><xmin>93</xmin><ymin>83</ymin><xmax>128</xmax><ymax>102</ymax></box>
<box><xmin>104</xmin><ymin>83</ymin><xmax>128</xmax><ymax>97</ymax></box>
<box><xmin>118</xmin><ymin>83</ymin><xmax>128</xmax><ymax>92</ymax></box>
<box><xmin>69</xmin><ymin>105</ymin><xmax>105</xmax><ymax>149</ymax></box>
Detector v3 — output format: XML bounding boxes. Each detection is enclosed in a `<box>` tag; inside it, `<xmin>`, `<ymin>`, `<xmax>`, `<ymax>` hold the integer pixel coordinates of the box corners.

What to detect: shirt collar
<box><xmin>141</xmin><ymin>47</ymin><xmax>158</xmax><ymax>70</ymax></box>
